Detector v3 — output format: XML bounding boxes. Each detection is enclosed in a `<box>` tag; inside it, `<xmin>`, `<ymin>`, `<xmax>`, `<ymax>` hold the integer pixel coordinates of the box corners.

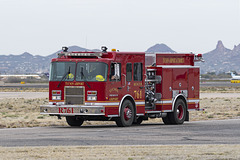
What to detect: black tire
<box><xmin>133</xmin><ymin>117</ymin><xmax>143</xmax><ymax>125</ymax></box>
<box><xmin>115</xmin><ymin>100</ymin><xmax>135</xmax><ymax>127</ymax></box>
<box><xmin>162</xmin><ymin>114</ymin><xmax>173</xmax><ymax>125</ymax></box>
<box><xmin>66</xmin><ymin>116</ymin><xmax>84</xmax><ymax>127</ymax></box>
<box><xmin>169</xmin><ymin>99</ymin><xmax>187</xmax><ymax>124</ymax></box>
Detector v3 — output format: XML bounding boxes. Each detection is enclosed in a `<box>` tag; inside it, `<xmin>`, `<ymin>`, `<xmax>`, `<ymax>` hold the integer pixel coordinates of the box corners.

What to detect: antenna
<box><xmin>85</xmin><ymin>36</ymin><xmax>88</xmax><ymax>49</ymax></box>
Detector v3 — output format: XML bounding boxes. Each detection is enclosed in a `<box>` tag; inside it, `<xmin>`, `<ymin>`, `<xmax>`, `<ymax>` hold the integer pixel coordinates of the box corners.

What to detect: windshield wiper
<box><xmin>81</xmin><ymin>68</ymin><xmax>91</xmax><ymax>88</ymax></box>
<box><xmin>57</xmin><ymin>66</ymin><xmax>70</xmax><ymax>88</ymax></box>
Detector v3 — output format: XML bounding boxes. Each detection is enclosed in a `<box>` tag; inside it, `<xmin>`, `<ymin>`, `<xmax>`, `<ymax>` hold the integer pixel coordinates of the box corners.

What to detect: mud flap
<box><xmin>185</xmin><ymin>111</ymin><xmax>189</xmax><ymax>121</ymax></box>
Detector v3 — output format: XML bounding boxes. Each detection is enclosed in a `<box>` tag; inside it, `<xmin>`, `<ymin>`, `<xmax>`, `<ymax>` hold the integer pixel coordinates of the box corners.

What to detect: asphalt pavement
<box><xmin>0</xmin><ymin>119</ymin><xmax>239</xmax><ymax>147</ymax></box>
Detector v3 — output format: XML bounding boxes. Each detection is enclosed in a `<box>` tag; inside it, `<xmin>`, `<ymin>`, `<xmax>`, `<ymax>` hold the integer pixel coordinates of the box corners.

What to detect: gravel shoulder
<box><xmin>0</xmin><ymin>145</ymin><xmax>239</xmax><ymax>160</ymax></box>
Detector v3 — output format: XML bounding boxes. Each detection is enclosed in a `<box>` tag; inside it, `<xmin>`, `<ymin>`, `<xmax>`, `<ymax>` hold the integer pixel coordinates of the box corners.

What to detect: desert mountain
<box><xmin>198</xmin><ymin>40</ymin><xmax>240</xmax><ymax>73</ymax></box>
<box><xmin>146</xmin><ymin>43</ymin><xmax>175</xmax><ymax>53</ymax></box>
<box><xmin>0</xmin><ymin>46</ymin><xmax>98</xmax><ymax>74</ymax></box>
<box><xmin>0</xmin><ymin>42</ymin><xmax>240</xmax><ymax>74</ymax></box>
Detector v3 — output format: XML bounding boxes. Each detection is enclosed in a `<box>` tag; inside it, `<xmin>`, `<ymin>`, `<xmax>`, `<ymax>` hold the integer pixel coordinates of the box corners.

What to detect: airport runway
<box><xmin>0</xmin><ymin>83</ymin><xmax>48</xmax><ymax>88</ymax></box>
<box><xmin>0</xmin><ymin>81</ymin><xmax>240</xmax><ymax>88</ymax></box>
<box><xmin>200</xmin><ymin>81</ymin><xmax>240</xmax><ymax>87</ymax></box>
<box><xmin>0</xmin><ymin>92</ymin><xmax>48</xmax><ymax>99</ymax></box>
<box><xmin>0</xmin><ymin>119</ymin><xmax>239</xmax><ymax>147</ymax></box>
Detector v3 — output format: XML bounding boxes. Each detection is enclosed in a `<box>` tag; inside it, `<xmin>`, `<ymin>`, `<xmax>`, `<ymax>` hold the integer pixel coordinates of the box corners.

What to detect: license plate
<box><xmin>59</xmin><ymin>107</ymin><xmax>74</xmax><ymax>113</ymax></box>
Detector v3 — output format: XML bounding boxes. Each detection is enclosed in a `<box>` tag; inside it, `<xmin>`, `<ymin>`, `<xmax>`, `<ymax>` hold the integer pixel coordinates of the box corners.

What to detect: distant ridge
<box><xmin>146</xmin><ymin>43</ymin><xmax>176</xmax><ymax>53</ymax></box>
<box><xmin>198</xmin><ymin>40</ymin><xmax>240</xmax><ymax>74</ymax></box>
<box><xmin>0</xmin><ymin>46</ymin><xmax>99</xmax><ymax>74</ymax></box>
<box><xmin>0</xmin><ymin>41</ymin><xmax>240</xmax><ymax>74</ymax></box>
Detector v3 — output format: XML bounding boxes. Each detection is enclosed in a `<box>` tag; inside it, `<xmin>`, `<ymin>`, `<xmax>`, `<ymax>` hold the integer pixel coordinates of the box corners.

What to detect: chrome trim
<box><xmin>135</xmin><ymin>101</ymin><xmax>145</xmax><ymax>105</ymax></box>
<box><xmin>119</xmin><ymin>94</ymin><xmax>135</xmax><ymax>116</ymax></box>
<box><xmin>145</xmin><ymin>111</ymin><xmax>162</xmax><ymax>114</ymax></box>
<box><xmin>172</xmin><ymin>90</ymin><xmax>188</xmax><ymax>98</ymax></box>
<box><xmin>162</xmin><ymin>110</ymin><xmax>172</xmax><ymax>112</ymax></box>
<box><xmin>156</xmin><ymin>100</ymin><xmax>172</xmax><ymax>104</ymax></box>
<box><xmin>187</xmin><ymin>99</ymin><xmax>200</xmax><ymax>103</ymax></box>
<box><xmin>172</xmin><ymin>94</ymin><xmax>188</xmax><ymax>111</ymax></box>
<box><xmin>64</xmin><ymin>86</ymin><xmax>85</xmax><ymax>105</ymax></box>
<box><xmin>40</xmin><ymin>105</ymin><xmax>104</xmax><ymax>116</ymax></box>
<box><xmin>85</xmin><ymin>102</ymin><xmax>120</xmax><ymax>106</ymax></box>
<box><xmin>122</xmin><ymin>74</ymin><xmax>126</xmax><ymax>88</ymax></box>
<box><xmin>107</xmin><ymin>115</ymin><xmax>119</xmax><ymax>117</ymax></box>
<box><xmin>188</xmin><ymin>109</ymin><xmax>198</xmax><ymax>111</ymax></box>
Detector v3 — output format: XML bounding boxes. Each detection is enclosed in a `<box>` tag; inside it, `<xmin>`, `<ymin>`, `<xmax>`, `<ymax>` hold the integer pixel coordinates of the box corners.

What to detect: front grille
<box><xmin>65</xmin><ymin>86</ymin><xmax>85</xmax><ymax>105</ymax></box>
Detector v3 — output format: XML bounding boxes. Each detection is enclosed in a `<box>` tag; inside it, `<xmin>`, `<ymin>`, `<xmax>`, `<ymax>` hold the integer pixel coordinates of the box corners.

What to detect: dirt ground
<box><xmin>0</xmin><ymin>145</ymin><xmax>239</xmax><ymax>160</ymax></box>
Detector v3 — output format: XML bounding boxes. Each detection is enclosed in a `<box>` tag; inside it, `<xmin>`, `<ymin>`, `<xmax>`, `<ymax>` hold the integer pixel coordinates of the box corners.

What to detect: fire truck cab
<box><xmin>40</xmin><ymin>46</ymin><xmax>203</xmax><ymax>127</ymax></box>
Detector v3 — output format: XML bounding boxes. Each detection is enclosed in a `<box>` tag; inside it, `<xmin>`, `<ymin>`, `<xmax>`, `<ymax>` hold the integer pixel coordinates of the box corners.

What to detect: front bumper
<box><xmin>40</xmin><ymin>105</ymin><xmax>105</xmax><ymax>116</ymax></box>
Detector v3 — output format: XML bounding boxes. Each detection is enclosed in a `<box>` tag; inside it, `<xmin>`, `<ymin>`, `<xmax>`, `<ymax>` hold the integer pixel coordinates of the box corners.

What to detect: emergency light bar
<box><xmin>194</xmin><ymin>54</ymin><xmax>204</xmax><ymax>62</ymax></box>
<box><xmin>58</xmin><ymin>52</ymin><xmax>103</xmax><ymax>58</ymax></box>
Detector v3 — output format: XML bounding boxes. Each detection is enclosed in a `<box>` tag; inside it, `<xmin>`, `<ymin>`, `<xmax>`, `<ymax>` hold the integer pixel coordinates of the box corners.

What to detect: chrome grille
<box><xmin>65</xmin><ymin>86</ymin><xmax>85</xmax><ymax>105</ymax></box>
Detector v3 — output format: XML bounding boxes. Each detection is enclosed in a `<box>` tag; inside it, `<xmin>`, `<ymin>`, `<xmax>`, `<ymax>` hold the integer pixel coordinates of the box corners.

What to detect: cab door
<box><xmin>109</xmin><ymin>62</ymin><xmax>122</xmax><ymax>100</ymax></box>
<box><xmin>127</xmin><ymin>62</ymin><xmax>145</xmax><ymax>114</ymax></box>
<box><xmin>126</xmin><ymin>63</ymin><xmax>133</xmax><ymax>93</ymax></box>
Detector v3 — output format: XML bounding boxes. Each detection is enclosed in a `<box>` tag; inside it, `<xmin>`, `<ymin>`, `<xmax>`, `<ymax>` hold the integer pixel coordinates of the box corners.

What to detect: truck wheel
<box><xmin>116</xmin><ymin>100</ymin><xmax>135</xmax><ymax>127</ymax></box>
<box><xmin>162</xmin><ymin>114</ymin><xmax>172</xmax><ymax>125</ymax></box>
<box><xmin>66</xmin><ymin>116</ymin><xmax>84</xmax><ymax>127</ymax></box>
<box><xmin>133</xmin><ymin>117</ymin><xmax>143</xmax><ymax>125</ymax></box>
<box><xmin>169</xmin><ymin>99</ymin><xmax>186</xmax><ymax>124</ymax></box>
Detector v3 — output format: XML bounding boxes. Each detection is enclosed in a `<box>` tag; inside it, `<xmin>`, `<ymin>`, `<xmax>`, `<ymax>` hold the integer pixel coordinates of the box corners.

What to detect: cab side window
<box><xmin>126</xmin><ymin>63</ymin><xmax>132</xmax><ymax>81</ymax></box>
<box><xmin>134</xmin><ymin>63</ymin><xmax>142</xmax><ymax>81</ymax></box>
<box><xmin>110</xmin><ymin>63</ymin><xmax>121</xmax><ymax>81</ymax></box>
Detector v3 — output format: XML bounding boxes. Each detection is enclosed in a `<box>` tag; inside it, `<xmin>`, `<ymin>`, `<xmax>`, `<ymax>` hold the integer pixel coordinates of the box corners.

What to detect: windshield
<box><xmin>76</xmin><ymin>62</ymin><xmax>108</xmax><ymax>82</ymax></box>
<box><xmin>49</xmin><ymin>62</ymin><xmax>76</xmax><ymax>81</ymax></box>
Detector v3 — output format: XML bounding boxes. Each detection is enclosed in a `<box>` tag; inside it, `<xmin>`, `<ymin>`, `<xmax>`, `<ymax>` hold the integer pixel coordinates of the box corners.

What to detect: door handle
<box><xmin>139</xmin><ymin>87</ymin><xmax>144</xmax><ymax>89</ymax></box>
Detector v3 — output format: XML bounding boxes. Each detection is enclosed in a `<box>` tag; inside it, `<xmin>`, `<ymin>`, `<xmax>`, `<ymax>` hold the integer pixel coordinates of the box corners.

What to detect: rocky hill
<box><xmin>198</xmin><ymin>41</ymin><xmax>240</xmax><ymax>74</ymax></box>
<box><xmin>0</xmin><ymin>46</ymin><xmax>97</xmax><ymax>74</ymax></box>
<box><xmin>0</xmin><ymin>42</ymin><xmax>240</xmax><ymax>74</ymax></box>
<box><xmin>146</xmin><ymin>43</ymin><xmax>175</xmax><ymax>53</ymax></box>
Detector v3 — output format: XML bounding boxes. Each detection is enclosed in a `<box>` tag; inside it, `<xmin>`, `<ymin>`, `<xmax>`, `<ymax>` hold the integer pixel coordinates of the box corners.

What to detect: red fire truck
<box><xmin>40</xmin><ymin>46</ymin><xmax>203</xmax><ymax>127</ymax></box>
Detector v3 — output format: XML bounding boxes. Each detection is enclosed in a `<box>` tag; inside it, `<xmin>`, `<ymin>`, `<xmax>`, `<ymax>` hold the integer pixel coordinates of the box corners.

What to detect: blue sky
<box><xmin>0</xmin><ymin>0</ymin><xmax>239</xmax><ymax>56</ymax></box>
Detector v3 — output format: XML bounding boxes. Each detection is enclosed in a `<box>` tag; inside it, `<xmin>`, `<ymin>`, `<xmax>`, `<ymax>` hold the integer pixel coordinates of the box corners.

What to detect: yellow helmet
<box><xmin>96</xmin><ymin>75</ymin><xmax>105</xmax><ymax>81</ymax></box>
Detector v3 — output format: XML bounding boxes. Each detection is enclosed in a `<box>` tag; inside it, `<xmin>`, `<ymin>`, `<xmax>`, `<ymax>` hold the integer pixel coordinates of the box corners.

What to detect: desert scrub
<box><xmin>0</xmin><ymin>98</ymin><xmax>66</xmax><ymax>128</ymax></box>
<box><xmin>188</xmin><ymin>97</ymin><xmax>240</xmax><ymax>121</ymax></box>
<box><xmin>1</xmin><ymin>96</ymin><xmax>240</xmax><ymax>128</ymax></box>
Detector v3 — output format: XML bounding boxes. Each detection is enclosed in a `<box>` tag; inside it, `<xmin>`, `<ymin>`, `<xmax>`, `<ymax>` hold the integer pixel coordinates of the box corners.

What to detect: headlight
<box><xmin>87</xmin><ymin>96</ymin><xmax>97</xmax><ymax>101</ymax></box>
<box><xmin>52</xmin><ymin>90</ymin><xmax>62</xmax><ymax>100</ymax></box>
<box><xmin>87</xmin><ymin>90</ymin><xmax>97</xmax><ymax>101</ymax></box>
<box><xmin>52</xmin><ymin>96</ymin><xmax>61</xmax><ymax>100</ymax></box>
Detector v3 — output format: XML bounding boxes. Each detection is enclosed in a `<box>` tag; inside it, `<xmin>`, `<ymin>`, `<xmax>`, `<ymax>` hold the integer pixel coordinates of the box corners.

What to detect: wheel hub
<box><xmin>177</xmin><ymin>105</ymin><xmax>184</xmax><ymax>120</ymax></box>
<box><xmin>124</xmin><ymin>107</ymin><xmax>132</xmax><ymax>121</ymax></box>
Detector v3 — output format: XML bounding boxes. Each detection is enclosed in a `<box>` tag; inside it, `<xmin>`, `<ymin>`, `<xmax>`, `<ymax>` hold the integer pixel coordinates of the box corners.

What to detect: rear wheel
<box><xmin>162</xmin><ymin>114</ymin><xmax>173</xmax><ymax>125</ymax></box>
<box><xmin>133</xmin><ymin>117</ymin><xmax>143</xmax><ymax>125</ymax></box>
<box><xmin>169</xmin><ymin>99</ymin><xmax>186</xmax><ymax>124</ymax></box>
<box><xmin>116</xmin><ymin>100</ymin><xmax>135</xmax><ymax>127</ymax></box>
<box><xmin>66</xmin><ymin>116</ymin><xmax>84</xmax><ymax>127</ymax></box>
